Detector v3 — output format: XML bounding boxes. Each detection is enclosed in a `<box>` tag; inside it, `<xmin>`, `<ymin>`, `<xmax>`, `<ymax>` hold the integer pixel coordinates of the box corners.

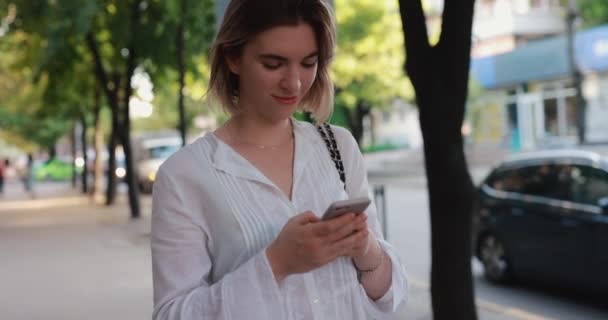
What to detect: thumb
<box><xmin>294</xmin><ymin>211</ymin><xmax>321</xmax><ymax>225</ymax></box>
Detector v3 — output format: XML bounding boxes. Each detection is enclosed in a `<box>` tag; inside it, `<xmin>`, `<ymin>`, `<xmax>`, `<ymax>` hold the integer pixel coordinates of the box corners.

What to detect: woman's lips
<box><xmin>272</xmin><ymin>95</ymin><xmax>298</xmax><ymax>105</ymax></box>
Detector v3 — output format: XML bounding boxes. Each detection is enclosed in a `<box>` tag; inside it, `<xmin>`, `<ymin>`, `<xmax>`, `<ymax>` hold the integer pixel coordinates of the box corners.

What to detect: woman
<box><xmin>151</xmin><ymin>1</ymin><xmax>408</xmax><ymax>319</ymax></box>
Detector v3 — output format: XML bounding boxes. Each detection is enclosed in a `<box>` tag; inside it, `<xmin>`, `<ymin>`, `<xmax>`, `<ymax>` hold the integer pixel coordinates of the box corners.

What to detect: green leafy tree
<box><xmin>133</xmin><ymin>59</ymin><xmax>215</xmax><ymax>134</ymax></box>
<box><xmin>0</xmin><ymin>30</ymin><xmax>72</xmax><ymax>153</ymax></box>
<box><xmin>578</xmin><ymin>0</ymin><xmax>608</xmax><ymax>27</ymax></box>
<box><xmin>5</xmin><ymin>0</ymin><xmax>216</xmax><ymax>218</ymax></box>
<box><xmin>156</xmin><ymin>0</ymin><xmax>215</xmax><ymax>146</ymax></box>
<box><xmin>333</xmin><ymin>0</ymin><xmax>413</xmax><ymax>144</ymax></box>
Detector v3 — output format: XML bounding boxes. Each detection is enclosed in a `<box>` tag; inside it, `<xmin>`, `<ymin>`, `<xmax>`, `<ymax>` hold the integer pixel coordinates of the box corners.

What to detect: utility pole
<box><xmin>566</xmin><ymin>0</ymin><xmax>587</xmax><ymax>144</ymax></box>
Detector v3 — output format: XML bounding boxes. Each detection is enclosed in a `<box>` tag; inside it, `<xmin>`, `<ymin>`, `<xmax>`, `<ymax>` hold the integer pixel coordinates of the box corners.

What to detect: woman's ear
<box><xmin>225</xmin><ymin>52</ymin><xmax>240</xmax><ymax>75</ymax></box>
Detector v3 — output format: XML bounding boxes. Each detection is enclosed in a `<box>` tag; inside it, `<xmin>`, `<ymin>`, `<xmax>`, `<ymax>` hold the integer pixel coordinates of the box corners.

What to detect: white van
<box><xmin>133</xmin><ymin>135</ymin><xmax>182</xmax><ymax>193</ymax></box>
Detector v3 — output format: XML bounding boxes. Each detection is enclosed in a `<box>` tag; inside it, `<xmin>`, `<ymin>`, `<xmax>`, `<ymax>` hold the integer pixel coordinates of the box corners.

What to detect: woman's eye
<box><xmin>263</xmin><ymin>63</ymin><xmax>281</xmax><ymax>70</ymax></box>
<box><xmin>302</xmin><ymin>61</ymin><xmax>318</xmax><ymax>68</ymax></box>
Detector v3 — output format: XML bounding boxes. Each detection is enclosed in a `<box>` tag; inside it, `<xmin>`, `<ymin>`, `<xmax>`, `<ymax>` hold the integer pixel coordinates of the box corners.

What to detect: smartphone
<box><xmin>322</xmin><ymin>197</ymin><xmax>371</xmax><ymax>220</ymax></box>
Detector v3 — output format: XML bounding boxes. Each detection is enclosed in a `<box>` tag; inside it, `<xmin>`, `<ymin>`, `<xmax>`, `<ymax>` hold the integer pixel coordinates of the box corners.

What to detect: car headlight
<box><xmin>75</xmin><ymin>157</ymin><xmax>85</xmax><ymax>168</ymax></box>
<box><xmin>115</xmin><ymin>167</ymin><xmax>126</xmax><ymax>178</ymax></box>
<box><xmin>148</xmin><ymin>171</ymin><xmax>156</xmax><ymax>182</ymax></box>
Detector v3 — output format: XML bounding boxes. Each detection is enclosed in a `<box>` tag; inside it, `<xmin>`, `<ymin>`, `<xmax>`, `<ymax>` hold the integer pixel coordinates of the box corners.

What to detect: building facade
<box><xmin>471</xmin><ymin>24</ymin><xmax>608</xmax><ymax>150</ymax></box>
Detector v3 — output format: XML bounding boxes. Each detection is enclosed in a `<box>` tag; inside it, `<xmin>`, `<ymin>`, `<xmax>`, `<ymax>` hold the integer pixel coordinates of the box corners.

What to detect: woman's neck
<box><xmin>227</xmin><ymin>113</ymin><xmax>293</xmax><ymax>147</ymax></box>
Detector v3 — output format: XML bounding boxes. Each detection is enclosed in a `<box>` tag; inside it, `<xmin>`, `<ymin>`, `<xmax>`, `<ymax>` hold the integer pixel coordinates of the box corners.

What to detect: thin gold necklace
<box><xmin>229</xmin><ymin>121</ymin><xmax>294</xmax><ymax>150</ymax></box>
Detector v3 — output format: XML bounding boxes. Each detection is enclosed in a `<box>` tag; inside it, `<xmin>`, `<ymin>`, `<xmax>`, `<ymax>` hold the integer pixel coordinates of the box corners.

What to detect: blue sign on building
<box><xmin>471</xmin><ymin>25</ymin><xmax>608</xmax><ymax>89</ymax></box>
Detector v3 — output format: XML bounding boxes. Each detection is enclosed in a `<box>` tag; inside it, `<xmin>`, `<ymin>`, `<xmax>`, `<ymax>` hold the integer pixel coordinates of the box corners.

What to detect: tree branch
<box><xmin>437</xmin><ymin>0</ymin><xmax>476</xmax><ymax>132</ymax></box>
<box><xmin>397</xmin><ymin>0</ymin><xmax>430</xmax><ymax>78</ymax></box>
<box><xmin>121</xmin><ymin>0</ymin><xmax>142</xmax><ymax>136</ymax></box>
<box><xmin>438</xmin><ymin>0</ymin><xmax>475</xmax><ymax>81</ymax></box>
<box><xmin>86</xmin><ymin>32</ymin><xmax>118</xmax><ymax>112</ymax></box>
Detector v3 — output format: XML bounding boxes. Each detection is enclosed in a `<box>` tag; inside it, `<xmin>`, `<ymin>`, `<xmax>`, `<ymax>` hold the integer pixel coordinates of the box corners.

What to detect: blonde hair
<box><xmin>208</xmin><ymin>0</ymin><xmax>336</xmax><ymax>123</ymax></box>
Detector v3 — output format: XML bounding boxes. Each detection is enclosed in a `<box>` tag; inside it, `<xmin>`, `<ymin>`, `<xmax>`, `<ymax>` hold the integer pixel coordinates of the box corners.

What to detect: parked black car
<box><xmin>473</xmin><ymin>149</ymin><xmax>608</xmax><ymax>292</ymax></box>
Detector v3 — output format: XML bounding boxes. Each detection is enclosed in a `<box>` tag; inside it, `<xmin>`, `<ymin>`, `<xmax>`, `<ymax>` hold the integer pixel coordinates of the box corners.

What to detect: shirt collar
<box><xmin>208</xmin><ymin>118</ymin><xmax>320</xmax><ymax>188</ymax></box>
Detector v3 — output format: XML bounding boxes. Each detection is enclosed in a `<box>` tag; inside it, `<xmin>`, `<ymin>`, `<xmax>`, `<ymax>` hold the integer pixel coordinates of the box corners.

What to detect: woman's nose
<box><xmin>280</xmin><ymin>67</ymin><xmax>301</xmax><ymax>94</ymax></box>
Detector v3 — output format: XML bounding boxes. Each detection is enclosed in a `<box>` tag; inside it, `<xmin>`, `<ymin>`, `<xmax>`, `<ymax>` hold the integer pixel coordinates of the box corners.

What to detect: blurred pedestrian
<box><xmin>0</xmin><ymin>158</ymin><xmax>6</xmax><ymax>195</ymax></box>
<box><xmin>23</xmin><ymin>153</ymin><xmax>34</xmax><ymax>197</ymax></box>
<box><xmin>150</xmin><ymin>1</ymin><xmax>408</xmax><ymax>319</ymax></box>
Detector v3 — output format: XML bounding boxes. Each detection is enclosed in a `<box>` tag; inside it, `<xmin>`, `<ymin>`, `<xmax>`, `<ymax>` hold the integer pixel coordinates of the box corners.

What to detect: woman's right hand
<box><xmin>266</xmin><ymin>211</ymin><xmax>368</xmax><ymax>282</ymax></box>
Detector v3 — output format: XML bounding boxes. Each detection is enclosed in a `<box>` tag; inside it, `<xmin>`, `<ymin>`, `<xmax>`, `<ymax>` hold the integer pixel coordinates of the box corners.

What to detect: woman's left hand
<box><xmin>343</xmin><ymin>214</ymin><xmax>372</xmax><ymax>260</ymax></box>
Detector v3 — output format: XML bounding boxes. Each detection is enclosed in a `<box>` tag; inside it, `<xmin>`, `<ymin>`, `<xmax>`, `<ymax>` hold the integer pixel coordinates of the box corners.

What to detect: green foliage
<box><xmin>33</xmin><ymin>158</ymin><xmax>82</xmax><ymax>181</ymax></box>
<box><xmin>0</xmin><ymin>30</ymin><xmax>71</xmax><ymax>149</ymax></box>
<box><xmin>328</xmin><ymin>104</ymin><xmax>351</xmax><ymax>128</ymax></box>
<box><xmin>361</xmin><ymin>141</ymin><xmax>406</xmax><ymax>153</ymax></box>
<box><xmin>333</xmin><ymin>0</ymin><xmax>414</xmax><ymax>112</ymax></box>
<box><xmin>1</xmin><ymin>0</ymin><xmax>217</xmax><ymax>148</ymax></box>
<box><xmin>133</xmin><ymin>59</ymin><xmax>217</xmax><ymax>133</ymax></box>
<box><xmin>578</xmin><ymin>0</ymin><xmax>608</xmax><ymax>28</ymax></box>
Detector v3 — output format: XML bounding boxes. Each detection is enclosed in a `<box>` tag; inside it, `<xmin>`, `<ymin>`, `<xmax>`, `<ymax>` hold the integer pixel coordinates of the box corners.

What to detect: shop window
<box><xmin>543</xmin><ymin>98</ymin><xmax>559</xmax><ymax>136</ymax></box>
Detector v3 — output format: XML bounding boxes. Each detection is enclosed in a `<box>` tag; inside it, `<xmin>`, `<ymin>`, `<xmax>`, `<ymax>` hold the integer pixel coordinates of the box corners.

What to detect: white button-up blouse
<box><xmin>151</xmin><ymin>120</ymin><xmax>408</xmax><ymax>320</ymax></box>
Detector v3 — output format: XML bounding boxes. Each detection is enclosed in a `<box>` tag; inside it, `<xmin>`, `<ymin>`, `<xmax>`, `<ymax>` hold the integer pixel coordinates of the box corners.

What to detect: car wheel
<box><xmin>479</xmin><ymin>234</ymin><xmax>510</xmax><ymax>283</ymax></box>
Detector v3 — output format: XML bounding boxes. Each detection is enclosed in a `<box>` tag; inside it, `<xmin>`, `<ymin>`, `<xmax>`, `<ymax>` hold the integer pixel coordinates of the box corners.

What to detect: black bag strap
<box><xmin>316</xmin><ymin>123</ymin><xmax>346</xmax><ymax>188</ymax></box>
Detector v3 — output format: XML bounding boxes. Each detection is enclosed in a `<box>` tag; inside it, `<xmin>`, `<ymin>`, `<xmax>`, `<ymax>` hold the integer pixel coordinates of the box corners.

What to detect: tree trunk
<box><xmin>120</xmin><ymin>1</ymin><xmax>142</xmax><ymax>219</ymax></box>
<box><xmin>80</xmin><ymin>113</ymin><xmax>89</xmax><ymax>194</ymax></box>
<box><xmin>86</xmin><ymin>0</ymin><xmax>142</xmax><ymax>218</ymax></box>
<box><xmin>120</xmin><ymin>119</ymin><xmax>141</xmax><ymax>219</ymax></box>
<box><xmin>48</xmin><ymin>145</ymin><xmax>57</xmax><ymax>161</ymax></box>
<box><xmin>369</xmin><ymin>112</ymin><xmax>377</xmax><ymax>145</ymax></box>
<box><xmin>343</xmin><ymin>101</ymin><xmax>369</xmax><ymax>146</ymax></box>
<box><xmin>71</xmin><ymin>124</ymin><xmax>77</xmax><ymax>189</ymax></box>
<box><xmin>106</xmin><ymin>124</ymin><xmax>117</xmax><ymax>205</ymax></box>
<box><xmin>86</xmin><ymin>32</ymin><xmax>119</xmax><ymax>205</ymax></box>
<box><xmin>92</xmin><ymin>90</ymin><xmax>105</xmax><ymax>204</ymax></box>
<box><xmin>177</xmin><ymin>0</ymin><xmax>187</xmax><ymax>147</ymax></box>
<box><xmin>398</xmin><ymin>1</ymin><xmax>478</xmax><ymax>319</ymax></box>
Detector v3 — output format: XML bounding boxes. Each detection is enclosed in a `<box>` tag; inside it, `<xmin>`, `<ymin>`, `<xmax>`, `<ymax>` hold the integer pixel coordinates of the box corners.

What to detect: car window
<box><xmin>487</xmin><ymin>168</ymin><xmax>526</xmax><ymax>193</ymax></box>
<box><xmin>521</xmin><ymin>164</ymin><xmax>573</xmax><ymax>201</ymax></box>
<box><xmin>570</xmin><ymin>165</ymin><xmax>608</xmax><ymax>206</ymax></box>
<box><xmin>488</xmin><ymin>163</ymin><xmax>572</xmax><ymax>201</ymax></box>
<box><xmin>147</xmin><ymin>145</ymin><xmax>180</xmax><ymax>159</ymax></box>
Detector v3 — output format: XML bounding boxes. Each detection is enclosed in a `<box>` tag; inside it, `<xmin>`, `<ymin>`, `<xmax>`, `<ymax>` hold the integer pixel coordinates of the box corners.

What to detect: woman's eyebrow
<box><xmin>258</xmin><ymin>51</ymin><xmax>319</xmax><ymax>61</ymax></box>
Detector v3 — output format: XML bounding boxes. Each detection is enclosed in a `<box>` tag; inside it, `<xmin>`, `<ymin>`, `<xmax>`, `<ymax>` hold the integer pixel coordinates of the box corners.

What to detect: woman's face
<box><xmin>228</xmin><ymin>22</ymin><xmax>319</xmax><ymax>122</ymax></box>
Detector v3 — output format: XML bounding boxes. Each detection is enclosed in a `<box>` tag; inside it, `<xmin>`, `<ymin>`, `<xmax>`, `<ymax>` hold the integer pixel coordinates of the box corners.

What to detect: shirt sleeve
<box><xmin>332</xmin><ymin>125</ymin><xmax>409</xmax><ymax>318</ymax></box>
<box><xmin>151</xmin><ymin>166</ymin><xmax>284</xmax><ymax>320</ymax></box>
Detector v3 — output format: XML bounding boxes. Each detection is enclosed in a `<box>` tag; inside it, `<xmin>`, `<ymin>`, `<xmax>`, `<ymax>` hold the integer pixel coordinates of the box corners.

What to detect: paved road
<box><xmin>372</xmin><ymin>178</ymin><xmax>608</xmax><ymax>320</ymax></box>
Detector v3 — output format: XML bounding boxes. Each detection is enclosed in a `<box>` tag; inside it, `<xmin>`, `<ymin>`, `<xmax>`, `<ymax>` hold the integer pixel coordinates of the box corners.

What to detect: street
<box><xmin>371</xmin><ymin>176</ymin><xmax>608</xmax><ymax>320</ymax></box>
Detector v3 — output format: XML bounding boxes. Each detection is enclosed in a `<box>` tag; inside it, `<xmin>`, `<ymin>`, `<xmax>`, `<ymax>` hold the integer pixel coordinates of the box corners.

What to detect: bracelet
<box><xmin>353</xmin><ymin>248</ymin><xmax>385</xmax><ymax>281</ymax></box>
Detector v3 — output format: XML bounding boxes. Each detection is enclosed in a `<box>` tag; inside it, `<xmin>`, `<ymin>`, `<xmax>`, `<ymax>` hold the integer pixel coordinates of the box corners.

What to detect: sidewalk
<box><xmin>0</xmin><ymin>196</ymin><xmax>153</xmax><ymax>320</ymax></box>
<box><xmin>363</xmin><ymin>142</ymin><xmax>608</xmax><ymax>185</ymax></box>
<box><xmin>0</xmin><ymin>179</ymin><xmax>85</xmax><ymax>201</ymax></box>
<box><xmin>0</xmin><ymin>195</ymin><xmax>533</xmax><ymax>320</ymax></box>
<box><xmin>363</xmin><ymin>143</ymin><xmax>509</xmax><ymax>180</ymax></box>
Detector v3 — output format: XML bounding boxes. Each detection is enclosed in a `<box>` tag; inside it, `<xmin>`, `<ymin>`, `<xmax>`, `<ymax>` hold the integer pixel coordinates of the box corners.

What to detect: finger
<box><xmin>312</xmin><ymin>213</ymin><xmax>356</xmax><ymax>236</ymax></box>
<box><xmin>328</xmin><ymin>229</ymin><xmax>362</xmax><ymax>256</ymax></box>
<box><xmin>327</xmin><ymin>214</ymin><xmax>368</xmax><ymax>243</ymax></box>
<box><xmin>324</xmin><ymin>217</ymin><xmax>362</xmax><ymax>243</ymax></box>
<box><xmin>294</xmin><ymin>211</ymin><xmax>321</xmax><ymax>225</ymax></box>
<box><xmin>352</xmin><ymin>215</ymin><xmax>368</xmax><ymax>232</ymax></box>
<box><xmin>345</xmin><ymin>229</ymin><xmax>371</xmax><ymax>257</ymax></box>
